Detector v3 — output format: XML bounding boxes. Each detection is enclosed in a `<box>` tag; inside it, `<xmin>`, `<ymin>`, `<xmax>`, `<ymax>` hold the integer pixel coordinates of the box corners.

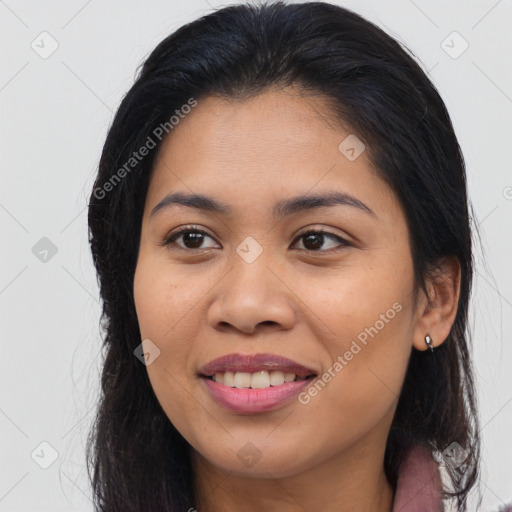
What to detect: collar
<box><xmin>392</xmin><ymin>444</ymin><xmax>444</xmax><ymax>512</ymax></box>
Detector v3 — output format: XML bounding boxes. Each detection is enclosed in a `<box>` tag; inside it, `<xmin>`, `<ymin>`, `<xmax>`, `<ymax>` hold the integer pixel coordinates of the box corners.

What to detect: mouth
<box><xmin>198</xmin><ymin>353</ymin><xmax>318</xmax><ymax>412</ymax></box>
<box><xmin>198</xmin><ymin>352</ymin><xmax>318</xmax><ymax>385</ymax></box>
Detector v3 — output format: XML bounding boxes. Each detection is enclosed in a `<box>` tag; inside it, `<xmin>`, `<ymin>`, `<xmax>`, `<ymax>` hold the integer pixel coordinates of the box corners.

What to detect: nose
<box><xmin>207</xmin><ymin>255</ymin><xmax>296</xmax><ymax>335</ymax></box>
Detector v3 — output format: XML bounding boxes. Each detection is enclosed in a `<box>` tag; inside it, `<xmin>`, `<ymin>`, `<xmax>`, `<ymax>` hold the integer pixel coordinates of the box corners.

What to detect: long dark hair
<box><xmin>87</xmin><ymin>2</ymin><xmax>480</xmax><ymax>510</ymax></box>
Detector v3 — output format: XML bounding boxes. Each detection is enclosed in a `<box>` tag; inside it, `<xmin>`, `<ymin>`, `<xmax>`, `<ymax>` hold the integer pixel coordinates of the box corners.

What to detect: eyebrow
<box><xmin>150</xmin><ymin>191</ymin><xmax>374</xmax><ymax>219</ymax></box>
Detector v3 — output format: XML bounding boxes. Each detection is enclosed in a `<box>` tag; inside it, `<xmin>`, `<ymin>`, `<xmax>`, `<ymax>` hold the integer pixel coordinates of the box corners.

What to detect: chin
<box><xmin>193</xmin><ymin>439</ymin><xmax>318</xmax><ymax>480</ymax></box>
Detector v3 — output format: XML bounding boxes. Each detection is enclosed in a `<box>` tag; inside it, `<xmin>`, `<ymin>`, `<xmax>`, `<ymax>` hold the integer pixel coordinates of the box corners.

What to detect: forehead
<box><xmin>146</xmin><ymin>88</ymin><xmax>399</xmax><ymax>221</ymax></box>
<box><xmin>154</xmin><ymin>89</ymin><xmax>342</xmax><ymax>171</ymax></box>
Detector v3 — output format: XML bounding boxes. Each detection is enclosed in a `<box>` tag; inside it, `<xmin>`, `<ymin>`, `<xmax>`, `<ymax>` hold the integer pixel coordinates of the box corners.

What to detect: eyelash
<box><xmin>159</xmin><ymin>224</ymin><xmax>351</xmax><ymax>253</ymax></box>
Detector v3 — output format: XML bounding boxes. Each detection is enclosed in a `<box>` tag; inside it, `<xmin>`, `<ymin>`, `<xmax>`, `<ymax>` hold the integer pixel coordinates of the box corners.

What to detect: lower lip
<box><xmin>201</xmin><ymin>376</ymin><xmax>314</xmax><ymax>413</ymax></box>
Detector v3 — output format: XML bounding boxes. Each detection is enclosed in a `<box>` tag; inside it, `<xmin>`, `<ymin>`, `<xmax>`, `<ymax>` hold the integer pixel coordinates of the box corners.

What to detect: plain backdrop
<box><xmin>1</xmin><ymin>0</ymin><xmax>511</xmax><ymax>510</ymax></box>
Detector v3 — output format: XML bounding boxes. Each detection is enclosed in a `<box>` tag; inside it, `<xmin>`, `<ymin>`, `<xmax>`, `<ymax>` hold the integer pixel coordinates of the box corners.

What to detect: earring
<box><xmin>425</xmin><ymin>334</ymin><xmax>434</xmax><ymax>353</ymax></box>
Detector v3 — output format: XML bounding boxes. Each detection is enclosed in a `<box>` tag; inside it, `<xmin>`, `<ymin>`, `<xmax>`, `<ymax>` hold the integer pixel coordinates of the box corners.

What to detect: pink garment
<box><xmin>392</xmin><ymin>444</ymin><xmax>444</xmax><ymax>512</ymax></box>
<box><xmin>391</xmin><ymin>445</ymin><xmax>512</xmax><ymax>511</ymax></box>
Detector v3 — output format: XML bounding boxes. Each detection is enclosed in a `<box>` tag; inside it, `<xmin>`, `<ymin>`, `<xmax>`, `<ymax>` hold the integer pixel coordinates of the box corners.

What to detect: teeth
<box><xmin>234</xmin><ymin>372</ymin><xmax>252</xmax><ymax>389</ymax></box>
<box><xmin>223</xmin><ymin>371</ymin><xmax>235</xmax><ymax>387</ymax></box>
<box><xmin>212</xmin><ymin>370</ymin><xmax>303</xmax><ymax>388</ymax></box>
<box><xmin>251</xmin><ymin>371</ymin><xmax>270</xmax><ymax>389</ymax></box>
<box><xmin>270</xmin><ymin>371</ymin><xmax>285</xmax><ymax>386</ymax></box>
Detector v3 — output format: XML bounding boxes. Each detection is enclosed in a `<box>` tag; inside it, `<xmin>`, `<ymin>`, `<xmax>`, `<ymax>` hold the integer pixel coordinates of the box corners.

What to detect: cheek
<box><xmin>303</xmin><ymin>251</ymin><xmax>413</xmax><ymax>346</ymax></box>
<box><xmin>133</xmin><ymin>259</ymin><xmax>204</xmax><ymax>439</ymax></box>
<box><xmin>133</xmin><ymin>251</ymin><xmax>214</xmax><ymax>403</ymax></box>
<box><xmin>133</xmin><ymin>257</ymin><xmax>192</xmax><ymax>393</ymax></box>
<box><xmin>133</xmin><ymin>252</ymin><xmax>202</xmax><ymax>340</ymax></box>
<box><xmin>296</xmin><ymin>254</ymin><xmax>414</xmax><ymax>407</ymax></box>
<box><xmin>294</xmin><ymin>303</ymin><xmax>412</xmax><ymax>452</ymax></box>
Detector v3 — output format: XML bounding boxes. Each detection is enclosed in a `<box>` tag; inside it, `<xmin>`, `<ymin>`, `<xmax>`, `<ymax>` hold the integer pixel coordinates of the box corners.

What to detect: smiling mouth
<box><xmin>201</xmin><ymin>370</ymin><xmax>317</xmax><ymax>389</ymax></box>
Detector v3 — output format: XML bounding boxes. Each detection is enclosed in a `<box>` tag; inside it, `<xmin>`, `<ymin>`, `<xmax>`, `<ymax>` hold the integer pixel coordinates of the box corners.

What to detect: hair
<box><xmin>86</xmin><ymin>1</ymin><xmax>480</xmax><ymax>510</ymax></box>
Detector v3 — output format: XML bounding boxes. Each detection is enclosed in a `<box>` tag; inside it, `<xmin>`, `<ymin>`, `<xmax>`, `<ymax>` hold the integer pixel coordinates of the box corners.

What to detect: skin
<box><xmin>133</xmin><ymin>86</ymin><xmax>460</xmax><ymax>512</ymax></box>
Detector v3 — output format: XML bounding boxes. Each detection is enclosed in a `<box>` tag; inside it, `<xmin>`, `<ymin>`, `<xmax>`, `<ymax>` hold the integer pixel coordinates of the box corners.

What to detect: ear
<box><xmin>412</xmin><ymin>255</ymin><xmax>461</xmax><ymax>351</ymax></box>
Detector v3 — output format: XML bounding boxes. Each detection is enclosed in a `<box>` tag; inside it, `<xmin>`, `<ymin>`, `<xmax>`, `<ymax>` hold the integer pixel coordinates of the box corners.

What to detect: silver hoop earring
<box><xmin>425</xmin><ymin>335</ymin><xmax>434</xmax><ymax>353</ymax></box>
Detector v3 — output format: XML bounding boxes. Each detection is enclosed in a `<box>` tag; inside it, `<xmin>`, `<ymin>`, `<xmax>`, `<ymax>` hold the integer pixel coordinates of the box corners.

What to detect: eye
<box><xmin>160</xmin><ymin>226</ymin><xmax>351</xmax><ymax>253</ymax></box>
<box><xmin>291</xmin><ymin>229</ymin><xmax>351</xmax><ymax>252</ymax></box>
<box><xmin>160</xmin><ymin>225</ymin><xmax>219</xmax><ymax>250</ymax></box>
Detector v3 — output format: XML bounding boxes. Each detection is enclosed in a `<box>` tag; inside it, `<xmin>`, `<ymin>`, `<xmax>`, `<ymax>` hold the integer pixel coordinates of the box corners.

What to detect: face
<box><xmin>133</xmin><ymin>87</ymin><xmax>420</xmax><ymax>479</ymax></box>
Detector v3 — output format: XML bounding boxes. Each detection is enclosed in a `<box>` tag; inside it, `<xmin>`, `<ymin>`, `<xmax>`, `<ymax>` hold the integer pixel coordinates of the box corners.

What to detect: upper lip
<box><xmin>199</xmin><ymin>353</ymin><xmax>317</xmax><ymax>378</ymax></box>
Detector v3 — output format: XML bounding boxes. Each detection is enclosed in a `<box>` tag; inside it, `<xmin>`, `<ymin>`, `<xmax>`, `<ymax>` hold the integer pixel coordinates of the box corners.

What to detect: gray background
<box><xmin>1</xmin><ymin>0</ymin><xmax>511</xmax><ymax>510</ymax></box>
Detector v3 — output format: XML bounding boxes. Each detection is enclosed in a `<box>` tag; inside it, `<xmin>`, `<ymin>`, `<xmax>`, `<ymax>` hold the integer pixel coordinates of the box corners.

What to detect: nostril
<box><xmin>258</xmin><ymin>320</ymin><xmax>278</xmax><ymax>327</ymax></box>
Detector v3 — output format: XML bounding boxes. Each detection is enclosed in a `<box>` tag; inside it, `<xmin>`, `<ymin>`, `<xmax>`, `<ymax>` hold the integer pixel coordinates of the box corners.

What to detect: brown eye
<box><xmin>293</xmin><ymin>230</ymin><xmax>350</xmax><ymax>252</ymax></box>
<box><xmin>180</xmin><ymin>231</ymin><xmax>206</xmax><ymax>249</ymax></box>
<box><xmin>162</xmin><ymin>227</ymin><xmax>219</xmax><ymax>250</ymax></box>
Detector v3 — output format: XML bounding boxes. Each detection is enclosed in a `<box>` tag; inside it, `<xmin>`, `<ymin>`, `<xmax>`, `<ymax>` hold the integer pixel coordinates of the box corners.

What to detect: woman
<box><xmin>86</xmin><ymin>2</ymin><xmax>505</xmax><ymax>511</ymax></box>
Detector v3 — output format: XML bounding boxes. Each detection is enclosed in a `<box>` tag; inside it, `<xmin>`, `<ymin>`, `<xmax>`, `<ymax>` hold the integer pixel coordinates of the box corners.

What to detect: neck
<box><xmin>192</xmin><ymin>437</ymin><xmax>395</xmax><ymax>512</ymax></box>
